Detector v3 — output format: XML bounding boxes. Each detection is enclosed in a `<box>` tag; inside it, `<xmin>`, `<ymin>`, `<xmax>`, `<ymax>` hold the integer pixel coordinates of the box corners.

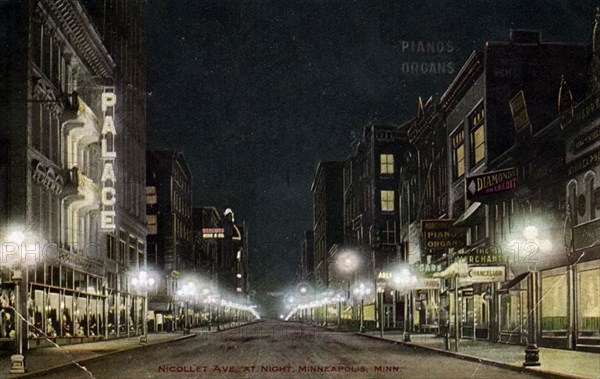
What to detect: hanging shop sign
<box><xmin>466</xmin><ymin>168</ymin><xmax>518</xmax><ymax>200</ymax></box>
<box><xmin>465</xmin><ymin>265</ymin><xmax>506</xmax><ymax>283</ymax></box>
<box><xmin>459</xmin><ymin>245</ymin><xmax>509</xmax><ymax>264</ymax></box>
<box><xmin>421</xmin><ymin>220</ymin><xmax>467</xmax><ymax>250</ymax></box>
<box><xmin>414</xmin><ymin>278</ymin><xmax>442</xmax><ymax>290</ymax></box>
<box><xmin>100</xmin><ymin>89</ymin><xmax>117</xmax><ymax>231</ymax></box>
<box><xmin>509</xmin><ymin>90</ymin><xmax>530</xmax><ymax>131</ymax></box>
<box><xmin>412</xmin><ymin>263</ymin><xmax>443</xmax><ymax>275</ymax></box>
<box><xmin>202</xmin><ymin>228</ymin><xmax>225</xmax><ymax>239</ymax></box>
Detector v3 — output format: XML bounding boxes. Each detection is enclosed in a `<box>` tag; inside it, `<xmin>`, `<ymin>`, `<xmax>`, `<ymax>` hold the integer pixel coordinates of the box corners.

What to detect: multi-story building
<box><xmin>312</xmin><ymin>161</ymin><xmax>345</xmax><ymax>289</ymax></box>
<box><xmin>146</xmin><ymin>150</ymin><xmax>193</xmax><ymax>326</ymax></box>
<box><xmin>0</xmin><ymin>0</ymin><xmax>147</xmax><ymax>351</ymax></box>
<box><xmin>82</xmin><ymin>0</ymin><xmax>149</xmax><ymax>340</ymax></box>
<box><xmin>192</xmin><ymin>206</ymin><xmax>221</xmax><ymax>278</ymax></box>
<box><xmin>405</xmin><ymin>29</ymin><xmax>593</xmax><ymax>351</ymax></box>
<box><xmin>193</xmin><ymin>207</ymin><xmax>250</xmax><ymax>295</ymax></box>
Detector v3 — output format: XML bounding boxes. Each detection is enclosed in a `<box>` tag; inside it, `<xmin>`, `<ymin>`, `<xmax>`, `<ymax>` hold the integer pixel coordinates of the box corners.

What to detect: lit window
<box><xmin>381</xmin><ymin>190</ymin><xmax>395</xmax><ymax>212</ymax></box>
<box><xmin>380</xmin><ymin>154</ymin><xmax>394</xmax><ymax>174</ymax></box>
<box><xmin>452</xmin><ymin>127</ymin><xmax>465</xmax><ymax>178</ymax></box>
<box><xmin>147</xmin><ymin>215</ymin><xmax>157</xmax><ymax>235</ymax></box>
<box><xmin>470</xmin><ymin>106</ymin><xmax>486</xmax><ymax>165</ymax></box>
<box><xmin>146</xmin><ymin>186</ymin><xmax>157</xmax><ymax>204</ymax></box>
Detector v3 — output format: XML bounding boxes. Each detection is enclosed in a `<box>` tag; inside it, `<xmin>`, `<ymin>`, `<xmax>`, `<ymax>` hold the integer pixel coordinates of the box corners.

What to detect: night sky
<box><xmin>146</xmin><ymin>0</ymin><xmax>593</xmax><ymax>304</ymax></box>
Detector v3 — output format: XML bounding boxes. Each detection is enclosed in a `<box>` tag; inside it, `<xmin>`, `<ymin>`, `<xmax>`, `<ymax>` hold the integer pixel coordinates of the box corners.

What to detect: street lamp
<box><xmin>391</xmin><ymin>266</ymin><xmax>417</xmax><ymax>342</ymax></box>
<box><xmin>177</xmin><ymin>281</ymin><xmax>197</xmax><ymax>335</ymax></box>
<box><xmin>2</xmin><ymin>229</ymin><xmax>41</xmax><ymax>374</ymax></box>
<box><xmin>335</xmin><ymin>250</ymin><xmax>360</xmax><ymax>329</ymax></box>
<box><xmin>131</xmin><ymin>271</ymin><xmax>156</xmax><ymax>344</ymax></box>
<box><xmin>352</xmin><ymin>281</ymin><xmax>373</xmax><ymax>333</ymax></box>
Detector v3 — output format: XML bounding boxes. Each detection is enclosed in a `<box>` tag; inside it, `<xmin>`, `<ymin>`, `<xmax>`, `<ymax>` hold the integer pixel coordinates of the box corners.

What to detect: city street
<box><xmin>22</xmin><ymin>321</ymin><xmax>544</xmax><ymax>379</ymax></box>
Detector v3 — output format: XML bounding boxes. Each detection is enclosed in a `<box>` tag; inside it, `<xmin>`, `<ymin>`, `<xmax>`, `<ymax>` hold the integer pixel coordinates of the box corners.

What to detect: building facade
<box><xmin>312</xmin><ymin>161</ymin><xmax>345</xmax><ymax>289</ymax></box>
<box><xmin>146</xmin><ymin>150</ymin><xmax>193</xmax><ymax>328</ymax></box>
<box><xmin>0</xmin><ymin>0</ymin><xmax>147</xmax><ymax>349</ymax></box>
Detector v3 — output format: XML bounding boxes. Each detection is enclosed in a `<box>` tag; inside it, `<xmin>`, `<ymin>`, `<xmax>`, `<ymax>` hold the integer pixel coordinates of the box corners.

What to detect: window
<box><xmin>452</xmin><ymin>127</ymin><xmax>465</xmax><ymax>178</ymax></box>
<box><xmin>146</xmin><ymin>186</ymin><xmax>157</xmax><ymax>204</ymax></box>
<box><xmin>383</xmin><ymin>220</ymin><xmax>397</xmax><ymax>245</ymax></box>
<box><xmin>470</xmin><ymin>106</ymin><xmax>486</xmax><ymax>165</ymax></box>
<box><xmin>586</xmin><ymin>175</ymin><xmax>596</xmax><ymax>220</ymax></box>
<box><xmin>107</xmin><ymin>234</ymin><xmax>116</xmax><ymax>260</ymax></box>
<box><xmin>380</xmin><ymin>154</ymin><xmax>394</xmax><ymax>175</ymax></box>
<box><xmin>381</xmin><ymin>190</ymin><xmax>395</xmax><ymax>212</ymax></box>
<box><xmin>147</xmin><ymin>214</ymin><xmax>157</xmax><ymax>235</ymax></box>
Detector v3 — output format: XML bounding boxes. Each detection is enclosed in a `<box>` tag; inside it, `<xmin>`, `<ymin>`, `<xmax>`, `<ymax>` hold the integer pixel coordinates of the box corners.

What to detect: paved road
<box><xmin>27</xmin><ymin>320</ymin><xmax>544</xmax><ymax>379</ymax></box>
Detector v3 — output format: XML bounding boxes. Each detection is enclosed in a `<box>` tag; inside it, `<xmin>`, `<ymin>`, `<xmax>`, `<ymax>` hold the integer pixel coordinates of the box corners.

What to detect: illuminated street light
<box><xmin>352</xmin><ymin>281</ymin><xmax>373</xmax><ymax>333</ymax></box>
<box><xmin>2</xmin><ymin>229</ymin><xmax>41</xmax><ymax>374</ymax></box>
<box><xmin>390</xmin><ymin>266</ymin><xmax>417</xmax><ymax>342</ymax></box>
<box><xmin>131</xmin><ymin>271</ymin><xmax>156</xmax><ymax>344</ymax></box>
<box><xmin>177</xmin><ymin>281</ymin><xmax>197</xmax><ymax>335</ymax></box>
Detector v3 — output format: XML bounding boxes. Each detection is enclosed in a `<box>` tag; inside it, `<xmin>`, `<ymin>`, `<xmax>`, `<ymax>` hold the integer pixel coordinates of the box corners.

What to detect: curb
<box><xmin>7</xmin><ymin>333</ymin><xmax>197</xmax><ymax>378</ymax></box>
<box><xmin>213</xmin><ymin>319</ymin><xmax>264</xmax><ymax>333</ymax></box>
<box><xmin>356</xmin><ymin>333</ymin><xmax>591</xmax><ymax>379</ymax></box>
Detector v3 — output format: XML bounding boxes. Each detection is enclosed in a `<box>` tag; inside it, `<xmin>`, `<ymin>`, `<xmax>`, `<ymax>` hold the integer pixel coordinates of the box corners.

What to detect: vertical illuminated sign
<box><xmin>101</xmin><ymin>89</ymin><xmax>117</xmax><ymax>230</ymax></box>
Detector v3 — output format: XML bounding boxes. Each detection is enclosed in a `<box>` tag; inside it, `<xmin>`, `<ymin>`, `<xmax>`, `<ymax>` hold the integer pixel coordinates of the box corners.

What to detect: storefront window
<box><xmin>541</xmin><ymin>273</ymin><xmax>568</xmax><ymax>332</ymax></box>
<box><xmin>578</xmin><ymin>265</ymin><xmax>600</xmax><ymax>337</ymax></box>
<box><xmin>48</xmin><ymin>291</ymin><xmax>60</xmax><ymax>337</ymax></box>
<box><xmin>63</xmin><ymin>294</ymin><xmax>73</xmax><ymax>337</ymax></box>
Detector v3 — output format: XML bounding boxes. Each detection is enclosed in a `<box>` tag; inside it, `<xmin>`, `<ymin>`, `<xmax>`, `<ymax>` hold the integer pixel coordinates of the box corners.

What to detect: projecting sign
<box><xmin>509</xmin><ymin>90</ymin><xmax>530</xmax><ymax>131</ymax></box>
<box><xmin>202</xmin><ymin>228</ymin><xmax>225</xmax><ymax>239</ymax></box>
<box><xmin>414</xmin><ymin>278</ymin><xmax>442</xmax><ymax>290</ymax></box>
<box><xmin>421</xmin><ymin>220</ymin><xmax>467</xmax><ymax>250</ymax></box>
<box><xmin>465</xmin><ymin>265</ymin><xmax>506</xmax><ymax>283</ymax></box>
<box><xmin>455</xmin><ymin>245</ymin><xmax>509</xmax><ymax>264</ymax></box>
<box><xmin>466</xmin><ymin>168</ymin><xmax>518</xmax><ymax>200</ymax></box>
<box><xmin>100</xmin><ymin>89</ymin><xmax>117</xmax><ymax>231</ymax></box>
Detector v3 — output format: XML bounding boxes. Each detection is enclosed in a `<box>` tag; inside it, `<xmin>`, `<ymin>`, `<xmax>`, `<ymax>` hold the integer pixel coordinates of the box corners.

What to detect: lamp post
<box><xmin>335</xmin><ymin>250</ymin><xmax>360</xmax><ymax>329</ymax></box>
<box><xmin>131</xmin><ymin>271</ymin><xmax>156</xmax><ymax>344</ymax></box>
<box><xmin>352</xmin><ymin>281</ymin><xmax>372</xmax><ymax>333</ymax></box>
<box><xmin>177</xmin><ymin>281</ymin><xmax>197</xmax><ymax>335</ymax></box>
<box><xmin>3</xmin><ymin>230</ymin><xmax>40</xmax><ymax>374</ymax></box>
<box><xmin>391</xmin><ymin>266</ymin><xmax>417</xmax><ymax>342</ymax></box>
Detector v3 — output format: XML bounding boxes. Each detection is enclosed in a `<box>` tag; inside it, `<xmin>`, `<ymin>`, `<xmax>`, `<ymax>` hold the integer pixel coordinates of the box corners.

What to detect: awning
<box><xmin>149</xmin><ymin>302</ymin><xmax>171</xmax><ymax>312</ymax></box>
<box><xmin>454</xmin><ymin>201</ymin><xmax>482</xmax><ymax>226</ymax></box>
<box><xmin>433</xmin><ymin>259</ymin><xmax>469</xmax><ymax>279</ymax></box>
<box><xmin>499</xmin><ymin>271</ymin><xmax>530</xmax><ymax>292</ymax></box>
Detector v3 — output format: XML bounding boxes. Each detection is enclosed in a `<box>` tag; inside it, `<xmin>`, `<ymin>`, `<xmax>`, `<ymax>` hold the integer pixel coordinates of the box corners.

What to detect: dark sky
<box><xmin>146</xmin><ymin>0</ymin><xmax>593</xmax><ymax>300</ymax></box>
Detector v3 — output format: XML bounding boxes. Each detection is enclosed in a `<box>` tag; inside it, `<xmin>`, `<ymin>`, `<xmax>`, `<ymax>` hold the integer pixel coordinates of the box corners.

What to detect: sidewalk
<box><xmin>362</xmin><ymin>331</ymin><xmax>600</xmax><ymax>379</ymax></box>
<box><xmin>0</xmin><ymin>332</ymin><xmax>196</xmax><ymax>378</ymax></box>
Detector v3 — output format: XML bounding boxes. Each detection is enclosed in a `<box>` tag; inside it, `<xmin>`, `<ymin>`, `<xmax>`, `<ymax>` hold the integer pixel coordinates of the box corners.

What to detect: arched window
<box><xmin>567</xmin><ymin>180</ymin><xmax>578</xmax><ymax>226</ymax></box>
<box><xmin>584</xmin><ymin>172</ymin><xmax>596</xmax><ymax>221</ymax></box>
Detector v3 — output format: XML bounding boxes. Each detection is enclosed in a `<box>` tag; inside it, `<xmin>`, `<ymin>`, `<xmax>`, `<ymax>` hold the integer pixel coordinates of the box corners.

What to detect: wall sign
<box><xmin>421</xmin><ymin>220</ymin><xmax>467</xmax><ymax>250</ymax></box>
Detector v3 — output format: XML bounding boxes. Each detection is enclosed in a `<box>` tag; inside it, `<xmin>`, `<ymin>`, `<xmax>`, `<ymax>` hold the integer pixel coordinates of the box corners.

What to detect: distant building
<box><xmin>343</xmin><ymin>125</ymin><xmax>411</xmax><ymax>275</ymax></box>
<box><xmin>193</xmin><ymin>206</ymin><xmax>250</xmax><ymax>295</ymax></box>
<box><xmin>312</xmin><ymin>161</ymin><xmax>345</xmax><ymax>289</ymax></box>
<box><xmin>146</xmin><ymin>150</ymin><xmax>193</xmax><ymax>324</ymax></box>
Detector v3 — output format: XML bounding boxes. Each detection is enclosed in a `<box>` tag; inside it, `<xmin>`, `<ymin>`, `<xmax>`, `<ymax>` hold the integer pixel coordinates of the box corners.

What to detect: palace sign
<box><xmin>100</xmin><ymin>89</ymin><xmax>117</xmax><ymax>231</ymax></box>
